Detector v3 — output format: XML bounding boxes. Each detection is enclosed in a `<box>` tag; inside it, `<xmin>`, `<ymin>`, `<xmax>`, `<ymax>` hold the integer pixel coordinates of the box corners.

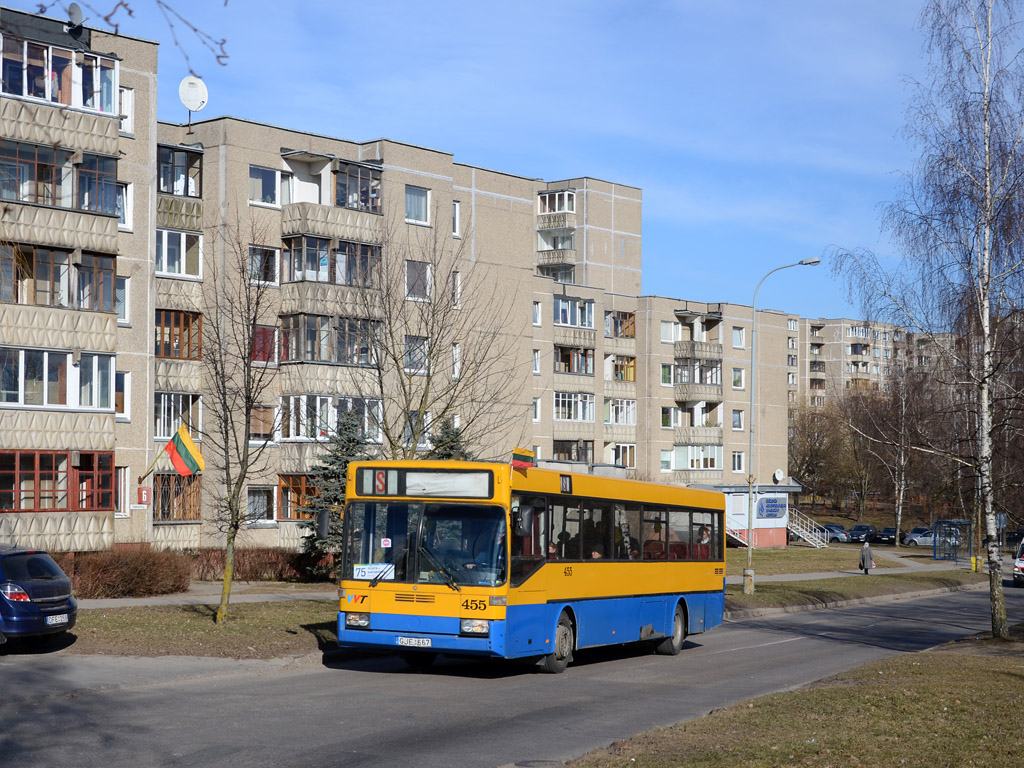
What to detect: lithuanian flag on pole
<box><xmin>165</xmin><ymin>424</ymin><xmax>205</xmax><ymax>476</ymax></box>
<box><xmin>511</xmin><ymin>447</ymin><xmax>535</xmax><ymax>469</ymax></box>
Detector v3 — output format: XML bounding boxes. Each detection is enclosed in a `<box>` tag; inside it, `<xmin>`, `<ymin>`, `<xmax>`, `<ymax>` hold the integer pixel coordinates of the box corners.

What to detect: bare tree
<box><xmin>348</xmin><ymin>204</ymin><xmax>529</xmax><ymax>460</ymax></box>
<box><xmin>196</xmin><ymin>210</ymin><xmax>280</xmax><ymax>624</ymax></box>
<box><xmin>834</xmin><ymin>0</ymin><xmax>1024</xmax><ymax>638</ymax></box>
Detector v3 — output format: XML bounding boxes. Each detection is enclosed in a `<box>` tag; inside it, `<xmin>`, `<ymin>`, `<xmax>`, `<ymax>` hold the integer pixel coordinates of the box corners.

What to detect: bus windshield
<box><xmin>343</xmin><ymin>501</ymin><xmax>507</xmax><ymax>587</ymax></box>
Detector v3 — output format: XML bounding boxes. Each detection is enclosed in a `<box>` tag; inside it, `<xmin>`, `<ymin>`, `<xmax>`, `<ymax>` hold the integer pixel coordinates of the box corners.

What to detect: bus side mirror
<box><xmin>316</xmin><ymin>508</ymin><xmax>330</xmax><ymax>540</ymax></box>
<box><xmin>515</xmin><ymin>505</ymin><xmax>534</xmax><ymax>537</ymax></box>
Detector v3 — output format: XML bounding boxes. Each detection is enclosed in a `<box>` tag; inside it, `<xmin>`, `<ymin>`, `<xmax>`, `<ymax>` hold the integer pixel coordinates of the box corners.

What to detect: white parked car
<box><xmin>1012</xmin><ymin>541</ymin><xmax>1024</xmax><ymax>587</ymax></box>
<box><xmin>903</xmin><ymin>527</ymin><xmax>962</xmax><ymax>548</ymax></box>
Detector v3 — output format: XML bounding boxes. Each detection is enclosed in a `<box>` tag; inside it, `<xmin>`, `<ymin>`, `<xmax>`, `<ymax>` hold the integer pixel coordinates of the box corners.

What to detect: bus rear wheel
<box><xmin>541</xmin><ymin>612</ymin><xmax>574</xmax><ymax>673</ymax></box>
<box><xmin>654</xmin><ymin>604</ymin><xmax>686</xmax><ymax>656</ymax></box>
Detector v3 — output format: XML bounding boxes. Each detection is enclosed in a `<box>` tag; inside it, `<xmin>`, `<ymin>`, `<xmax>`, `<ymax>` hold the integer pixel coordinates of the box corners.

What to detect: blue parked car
<box><xmin>0</xmin><ymin>544</ymin><xmax>77</xmax><ymax>647</ymax></box>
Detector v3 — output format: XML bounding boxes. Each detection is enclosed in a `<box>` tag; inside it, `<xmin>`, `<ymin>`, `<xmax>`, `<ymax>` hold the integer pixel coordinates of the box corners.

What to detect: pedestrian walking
<box><xmin>859</xmin><ymin>541</ymin><xmax>874</xmax><ymax>575</ymax></box>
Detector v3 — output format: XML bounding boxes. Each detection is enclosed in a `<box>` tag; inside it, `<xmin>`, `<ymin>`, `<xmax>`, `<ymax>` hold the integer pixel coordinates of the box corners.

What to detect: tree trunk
<box><xmin>216</xmin><ymin>528</ymin><xmax>237</xmax><ymax>625</ymax></box>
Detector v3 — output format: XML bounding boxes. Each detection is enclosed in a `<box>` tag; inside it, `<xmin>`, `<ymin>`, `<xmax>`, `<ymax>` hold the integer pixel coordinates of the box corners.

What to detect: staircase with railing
<box><xmin>787</xmin><ymin>507</ymin><xmax>828</xmax><ymax>548</ymax></box>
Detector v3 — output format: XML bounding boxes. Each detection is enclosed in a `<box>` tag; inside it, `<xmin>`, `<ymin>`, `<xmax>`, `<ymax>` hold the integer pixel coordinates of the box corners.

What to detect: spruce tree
<box><xmin>301</xmin><ymin>411</ymin><xmax>367</xmax><ymax>576</ymax></box>
<box><xmin>425</xmin><ymin>417</ymin><xmax>473</xmax><ymax>460</ymax></box>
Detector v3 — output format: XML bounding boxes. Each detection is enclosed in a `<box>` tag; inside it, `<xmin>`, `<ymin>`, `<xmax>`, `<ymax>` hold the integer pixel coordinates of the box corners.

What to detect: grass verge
<box><xmin>724</xmin><ymin>545</ymin><xmax>910</xmax><ymax>577</ymax></box>
<box><xmin>568</xmin><ymin>623</ymin><xmax>1024</xmax><ymax>768</ymax></box>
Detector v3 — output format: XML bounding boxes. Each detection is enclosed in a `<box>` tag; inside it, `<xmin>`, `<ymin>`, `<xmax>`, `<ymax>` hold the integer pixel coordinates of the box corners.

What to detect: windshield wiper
<box><xmin>368</xmin><ymin>550</ymin><xmax>401</xmax><ymax>588</ymax></box>
<box><xmin>417</xmin><ymin>546</ymin><xmax>461</xmax><ymax>592</ymax></box>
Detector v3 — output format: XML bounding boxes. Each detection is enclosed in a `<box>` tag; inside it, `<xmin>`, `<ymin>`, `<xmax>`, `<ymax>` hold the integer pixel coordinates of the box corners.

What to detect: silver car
<box><xmin>903</xmin><ymin>527</ymin><xmax>962</xmax><ymax>548</ymax></box>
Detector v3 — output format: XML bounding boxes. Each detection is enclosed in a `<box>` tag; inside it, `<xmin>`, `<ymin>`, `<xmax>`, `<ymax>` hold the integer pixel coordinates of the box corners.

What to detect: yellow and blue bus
<box><xmin>337</xmin><ymin>459</ymin><xmax>726</xmax><ymax>672</ymax></box>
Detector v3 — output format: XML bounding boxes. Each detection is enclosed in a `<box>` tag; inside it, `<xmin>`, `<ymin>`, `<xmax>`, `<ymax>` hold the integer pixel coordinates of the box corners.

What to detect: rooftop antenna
<box><xmin>178</xmin><ymin>75</ymin><xmax>209</xmax><ymax>135</ymax></box>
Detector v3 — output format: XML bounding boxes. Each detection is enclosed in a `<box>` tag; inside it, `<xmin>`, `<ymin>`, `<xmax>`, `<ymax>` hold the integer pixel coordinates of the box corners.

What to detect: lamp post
<box><xmin>744</xmin><ymin>256</ymin><xmax>820</xmax><ymax>595</ymax></box>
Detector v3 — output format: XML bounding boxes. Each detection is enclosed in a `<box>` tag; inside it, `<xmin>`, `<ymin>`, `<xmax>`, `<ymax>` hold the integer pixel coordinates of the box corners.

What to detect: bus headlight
<box><xmin>460</xmin><ymin>618</ymin><xmax>490</xmax><ymax>635</ymax></box>
<box><xmin>345</xmin><ymin>612</ymin><xmax>370</xmax><ymax>628</ymax></box>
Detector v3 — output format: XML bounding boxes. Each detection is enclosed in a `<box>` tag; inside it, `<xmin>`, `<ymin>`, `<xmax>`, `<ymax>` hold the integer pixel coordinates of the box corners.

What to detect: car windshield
<box><xmin>342</xmin><ymin>501</ymin><xmax>506</xmax><ymax>587</ymax></box>
<box><xmin>0</xmin><ymin>552</ymin><xmax>64</xmax><ymax>581</ymax></box>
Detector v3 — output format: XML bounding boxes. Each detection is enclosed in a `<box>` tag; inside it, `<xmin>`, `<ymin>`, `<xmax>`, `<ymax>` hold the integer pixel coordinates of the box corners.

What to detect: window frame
<box><xmin>155</xmin><ymin>229</ymin><xmax>203</xmax><ymax>279</ymax></box>
<box><xmin>154</xmin><ymin>309</ymin><xmax>202</xmax><ymax>360</ymax></box>
<box><xmin>405</xmin><ymin>185</ymin><xmax>429</xmax><ymax>225</ymax></box>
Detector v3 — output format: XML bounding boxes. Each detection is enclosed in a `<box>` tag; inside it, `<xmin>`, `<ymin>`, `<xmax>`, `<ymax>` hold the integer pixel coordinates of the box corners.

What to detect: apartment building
<box><xmin>1</xmin><ymin>8</ymin><xmax>801</xmax><ymax>552</ymax></box>
<box><xmin>0</xmin><ymin>9</ymin><xmax>158</xmax><ymax>550</ymax></box>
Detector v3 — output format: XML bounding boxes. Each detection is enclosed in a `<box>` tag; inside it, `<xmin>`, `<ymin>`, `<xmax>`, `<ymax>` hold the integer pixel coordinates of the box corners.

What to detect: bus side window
<box><xmin>550</xmin><ymin>501</ymin><xmax>580</xmax><ymax>559</ymax></box>
<box><xmin>642</xmin><ymin>508</ymin><xmax>668</xmax><ymax>560</ymax></box>
<box><xmin>583</xmin><ymin>501</ymin><xmax>611</xmax><ymax>559</ymax></box>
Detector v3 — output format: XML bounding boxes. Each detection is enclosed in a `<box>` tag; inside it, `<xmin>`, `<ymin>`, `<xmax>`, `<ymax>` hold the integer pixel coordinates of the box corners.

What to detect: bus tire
<box><xmin>399</xmin><ymin>651</ymin><xmax>437</xmax><ymax>670</ymax></box>
<box><xmin>655</xmin><ymin>604</ymin><xmax>686</xmax><ymax>656</ymax></box>
<box><xmin>541</xmin><ymin>612</ymin><xmax>574</xmax><ymax>674</ymax></box>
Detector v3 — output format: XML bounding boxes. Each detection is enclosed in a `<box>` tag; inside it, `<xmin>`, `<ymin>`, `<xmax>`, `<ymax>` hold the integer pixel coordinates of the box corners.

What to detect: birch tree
<box><xmin>835</xmin><ymin>0</ymin><xmax>1024</xmax><ymax>638</ymax></box>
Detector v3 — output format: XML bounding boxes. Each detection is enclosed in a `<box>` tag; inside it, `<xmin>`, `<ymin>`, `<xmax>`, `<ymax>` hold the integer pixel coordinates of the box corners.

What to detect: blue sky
<box><xmin>13</xmin><ymin>1</ymin><xmax>927</xmax><ymax>318</ymax></box>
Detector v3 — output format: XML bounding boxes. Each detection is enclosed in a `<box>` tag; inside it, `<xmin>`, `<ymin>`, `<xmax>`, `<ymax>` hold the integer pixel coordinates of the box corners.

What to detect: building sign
<box><xmin>137</xmin><ymin>487</ymin><xmax>151</xmax><ymax>505</ymax></box>
<box><xmin>757</xmin><ymin>496</ymin><xmax>787</xmax><ymax>519</ymax></box>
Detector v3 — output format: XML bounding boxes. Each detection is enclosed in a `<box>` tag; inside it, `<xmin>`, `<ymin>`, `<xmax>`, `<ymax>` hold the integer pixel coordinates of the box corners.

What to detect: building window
<box><xmin>732</xmin><ymin>326</ymin><xmax>745</xmax><ymax>348</ymax></box>
<box><xmin>404</xmin><ymin>336</ymin><xmax>429</xmax><ymax>375</ymax></box>
<box><xmin>403</xmin><ymin>410</ymin><xmax>431</xmax><ymax>449</ymax></box>
<box><xmin>153</xmin><ymin>473</ymin><xmax>202</xmax><ymax>521</ymax></box>
<box><xmin>249</xmin><ymin>165</ymin><xmax>288</xmax><ymax>206</ymax></box>
<box><xmin>405</xmin><ymin>185</ymin><xmax>429</xmax><ymax>224</ymax></box>
<box><xmin>158</xmin><ymin>146</ymin><xmax>202</xmax><ymax>197</ymax></box>
<box><xmin>787</xmin><ymin>354</ymin><xmax>797</xmax><ymax>367</ymax></box>
<box><xmin>154</xmin><ymin>310</ymin><xmax>202</xmax><ymax>360</ymax></box>
<box><xmin>156</xmin><ymin>229</ymin><xmax>202</xmax><ymax>278</ymax></box>
<box><xmin>114</xmin><ymin>371</ymin><xmax>130</xmax><ymax>420</ymax></box>
<box><xmin>661</xmin><ymin>406</ymin><xmax>682</xmax><ymax>428</ymax></box>
<box><xmin>682</xmin><ymin>444</ymin><xmax>722</xmax><ymax>470</ymax></box>
<box><xmin>1</xmin><ymin>39</ymin><xmax>116</xmax><ymax>112</ymax></box>
<box><xmin>532</xmin><ymin>397</ymin><xmax>541</xmax><ymax>422</ymax></box>
<box><xmin>732</xmin><ymin>368</ymin><xmax>745</xmax><ymax>389</ymax></box>
<box><xmin>0</xmin><ymin>244</ymin><xmax>70</xmax><ymax>308</ymax></box>
<box><xmin>553</xmin><ymin>391</ymin><xmax>594</xmax><ymax>422</ymax></box>
<box><xmin>405</xmin><ymin>260</ymin><xmax>431</xmax><ymax>300</ymax></box>
<box><xmin>538</xmin><ymin>190</ymin><xmax>575</xmax><ymax>213</ymax></box>
<box><xmin>613</xmin><ymin>444</ymin><xmax>635</xmax><ymax>469</ymax></box>
<box><xmin>154</xmin><ymin>392</ymin><xmax>201</xmax><ymax>440</ymax></box>
<box><xmin>280</xmin><ymin>394</ymin><xmax>332</xmax><ymax>439</ymax></box>
<box><xmin>452</xmin><ymin>343</ymin><xmax>461</xmax><ymax>380</ymax></box>
<box><xmin>282</xmin><ymin>236</ymin><xmax>329</xmax><ymax>283</ymax></box>
<box><xmin>732</xmin><ymin>409</ymin><xmax>744</xmax><ymax>431</ymax></box>
<box><xmin>0</xmin><ymin>451</ymin><xmax>115</xmax><ymax>512</ymax></box>
<box><xmin>538</xmin><ymin>264</ymin><xmax>575</xmax><ymax>284</ymax></box>
<box><xmin>337</xmin><ymin>397</ymin><xmax>383</xmax><ymax>443</ymax></box>
<box><xmin>788</xmin><ymin>336</ymin><xmax>797</xmax><ymax>350</ymax></box>
<box><xmin>788</xmin><ymin>318</ymin><xmax>798</xmax><ymax>331</ymax></box>
<box><xmin>246</xmin><ymin>487</ymin><xmax>276</xmax><ymax>527</ymax></box>
<box><xmin>604</xmin><ymin>398</ymin><xmax>636</xmax><ymax>426</ymax></box>
<box><xmin>249</xmin><ymin>325</ymin><xmax>276</xmax><ymax>365</ymax></box>
<box><xmin>612</xmin><ymin>355</ymin><xmax>636</xmax><ymax>382</ymax></box>
<box><xmin>553</xmin><ymin>297</ymin><xmax>594</xmax><ymax>328</ymax></box>
<box><xmin>248</xmin><ymin>406</ymin><xmax>276</xmax><ymax>442</ymax></box>
<box><xmin>661</xmin><ymin>321</ymin><xmax>683</xmax><ymax>343</ymax></box>
<box><xmin>77</xmin><ymin>254</ymin><xmax>115</xmax><ymax>312</ymax></box>
<box><xmin>532</xmin><ymin>301</ymin><xmax>542</xmax><ymax>326</ymax></box>
<box><xmin>115</xmin><ymin>182</ymin><xmax>133</xmax><ymax>230</ymax></box>
<box><xmin>78</xmin><ymin>353</ymin><xmax>114</xmax><ymax>409</ymax></box>
<box><xmin>76</xmin><ymin>155</ymin><xmax>117</xmax><ymax>214</ymax></box>
<box><xmin>660</xmin><ymin>449</ymin><xmax>672</xmax><ymax>472</ymax></box>
<box><xmin>604</xmin><ymin>311</ymin><xmax>635</xmax><ymax>338</ymax></box>
<box><xmin>118</xmin><ymin>86</ymin><xmax>134</xmax><ymax>134</ymax></box>
<box><xmin>334</xmin><ymin>162</ymin><xmax>381</xmax><ymax>213</ymax></box>
<box><xmin>451</xmin><ymin>271</ymin><xmax>461</xmax><ymax>308</ymax></box>
<box><xmin>336</xmin><ymin>242</ymin><xmax>380</xmax><ymax>288</ymax></box>
<box><xmin>661</xmin><ymin>363</ymin><xmax>680</xmax><ymax>386</ymax></box>
<box><xmin>555</xmin><ymin>346</ymin><xmax>594</xmax><ymax>375</ymax></box>
<box><xmin>0</xmin><ymin>140</ymin><xmax>75</xmax><ymax>207</ymax></box>
<box><xmin>278</xmin><ymin>475</ymin><xmax>315</xmax><ymax>520</ymax></box>
<box><xmin>732</xmin><ymin>451</ymin><xmax>745</xmax><ymax>473</ymax></box>
<box><xmin>552</xmin><ymin>439</ymin><xmax>592</xmax><ymax>463</ymax></box>
<box><xmin>452</xmin><ymin>200</ymin><xmax>461</xmax><ymax>236</ymax></box>
<box><xmin>533</xmin><ymin>349</ymin><xmax>541</xmax><ymax>374</ymax></box>
<box><xmin>249</xmin><ymin>246</ymin><xmax>279</xmax><ymax>285</ymax></box>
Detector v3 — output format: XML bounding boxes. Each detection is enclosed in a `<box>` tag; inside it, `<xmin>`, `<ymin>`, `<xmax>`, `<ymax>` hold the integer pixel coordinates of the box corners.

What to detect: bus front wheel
<box><xmin>654</xmin><ymin>604</ymin><xmax>686</xmax><ymax>656</ymax></box>
<box><xmin>541</xmin><ymin>612</ymin><xmax>574</xmax><ymax>673</ymax></box>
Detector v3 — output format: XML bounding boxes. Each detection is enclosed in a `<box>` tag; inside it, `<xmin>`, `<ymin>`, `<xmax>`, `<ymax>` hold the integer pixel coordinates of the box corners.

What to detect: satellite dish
<box><xmin>772</xmin><ymin>468</ymin><xmax>785</xmax><ymax>484</ymax></box>
<box><xmin>68</xmin><ymin>3</ymin><xmax>84</xmax><ymax>28</ymax></box>
<box><xmin>178</xmin><ymin>76</ymin><xmax>209</xmax><ymax>112</ymax></box>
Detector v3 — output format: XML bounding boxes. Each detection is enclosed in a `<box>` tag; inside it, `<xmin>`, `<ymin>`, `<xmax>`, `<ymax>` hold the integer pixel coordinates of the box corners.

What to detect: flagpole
<box><xmin>137</xmin><ymin>443</ymin><xmax>166</xmax><ymax>485</ymax></box>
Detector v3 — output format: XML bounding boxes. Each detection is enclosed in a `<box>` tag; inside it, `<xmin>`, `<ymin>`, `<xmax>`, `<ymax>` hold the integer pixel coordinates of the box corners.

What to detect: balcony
<box><xmin>1</xmin><ymin>96</ymin><xmax>119</xmax><ymax>157</ymax></box>
<box><xmin>670</xmin><ymin>469</ymin><xmax>722</xmax><ymax>485</ymax></box>
<box><xmin>674</xmin><ymin>426</ymin><xmax>723</xmax><ymax>445</ymax></box>
<box><xmin>674</xmin><ymin>382</ymin><xmax>723</xmax><ymax>404</ymax></box>
<box><xmin>281</xmin><ymin>201</ymin><xmax>382</xmax><ymax>244</ymax></box>
<box><xmin>157</xmin><ymin>194</ymin><xmax>202</xmax><ymax>232</ymax></box>
<box><xmin>537</xmin><ymin>248</ymin><xmax>576</xmax><ymax>266</ymax></box>
<box><xmin>674</xmin><ymin>339</ymin><xmax>723</xmax><ymax>361</ymax></box>
<box><xmin>0</xmin><ymin>202</ymin><xmax>118</xmax><ymax>254</ymax></box>
<box><xmin>537</xmin><ymin>212</ymin><xmax>576</xmax><ymax>230</ymax></box>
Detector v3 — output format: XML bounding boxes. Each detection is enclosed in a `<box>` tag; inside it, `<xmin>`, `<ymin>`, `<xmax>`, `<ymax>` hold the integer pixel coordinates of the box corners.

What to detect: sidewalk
<box><xmin>77</xmin><ymin>548</ymin><xmax>978</xmax><ymax>611</ymax></box>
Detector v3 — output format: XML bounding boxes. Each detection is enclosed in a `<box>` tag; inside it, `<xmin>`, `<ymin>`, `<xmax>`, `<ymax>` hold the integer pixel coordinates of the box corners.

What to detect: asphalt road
<box><xmin>2</xmin><ymin>585</ymin><xmax>1021</xmax><ymax>768</ymax></box>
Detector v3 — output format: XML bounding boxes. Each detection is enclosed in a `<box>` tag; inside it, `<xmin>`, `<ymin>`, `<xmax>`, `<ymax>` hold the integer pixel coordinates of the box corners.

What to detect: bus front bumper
<box><xmin>338</xmin><ymin>612</ymin><xmax>507</xmax><ymax>657</ymax></box>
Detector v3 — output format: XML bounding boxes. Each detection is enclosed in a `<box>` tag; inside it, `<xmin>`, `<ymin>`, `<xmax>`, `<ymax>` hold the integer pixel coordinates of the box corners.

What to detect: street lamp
<box><xmin>744</xmin><ymin>256</ymin><xmax>821</xmax><ymax>595</ymax></box>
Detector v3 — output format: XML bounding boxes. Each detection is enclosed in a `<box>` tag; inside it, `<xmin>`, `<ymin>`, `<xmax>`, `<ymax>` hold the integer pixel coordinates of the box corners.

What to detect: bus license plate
<box><xmin>45</xmin><ymin>614</ymin><xmax>68</xmax><ymax>626</ymax></box>
<box><xmin>397</xmin><ymin>636</ymin><xmax>431</xmax><ymax>648</ymax></box>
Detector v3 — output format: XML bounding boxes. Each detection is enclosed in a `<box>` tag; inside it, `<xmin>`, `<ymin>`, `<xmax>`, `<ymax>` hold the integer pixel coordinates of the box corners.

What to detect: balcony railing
<box><xmin>674</xmin><ymin>425</ymin><xmax>723</xmax><ymax>445</ymax></box>
<box><xmin>674</xmin><ymin>382</ymin><xmax>723</xmax><ymax>404</ymax></box>
<box><xmin>537</xmin><ymin>212</ymin><xmax>576</xmax><ymax>230</ymax></box>
<box><xmin>537</xmin><ymin>249</ymin><xmax>576</xmax><ymax>266</ymax></box>
<box><xmin>674</xmin><ymin>339</ymin><xmax>723</xmax><ymax>361</ymax></box>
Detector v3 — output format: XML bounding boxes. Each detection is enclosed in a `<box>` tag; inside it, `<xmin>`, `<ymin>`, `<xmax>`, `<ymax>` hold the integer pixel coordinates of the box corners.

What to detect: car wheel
<box><xmin>655</xmin><ymin>604</ymin><xmax>686</xmax><ymax>656</ymax></box>
<box><xmin>399</xmin><ymin>651</ymin><xmax>437</xmax><ymax>670</ymax></box>
<box><xmin>830</xmin><ymin>537</ymin><xmax>839</xmax><ymax>544</ymax></box>
<box><xmin>541</xmin><ymin>612</ymin><xmax>574</xmax><ymax>673</ymax></box>
<box><xmin>907</xmin><ymin>541</ymin><xmax>918</xmax><ymax>546</ymax></box>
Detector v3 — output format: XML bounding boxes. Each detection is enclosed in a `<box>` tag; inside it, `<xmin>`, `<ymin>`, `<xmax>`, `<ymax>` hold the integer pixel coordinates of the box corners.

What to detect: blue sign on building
<box><xmin>758</xmin><ymin>496</ymin><xmax>787</xmax><ymax>519</ymax></box>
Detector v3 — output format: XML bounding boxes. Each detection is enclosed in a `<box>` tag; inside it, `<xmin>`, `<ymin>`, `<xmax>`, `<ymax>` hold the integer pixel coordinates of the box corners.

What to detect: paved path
<box><xmin>77</xmin><ymin>547</ymin><xmax>979</xmax><ymax>611</ymax></box>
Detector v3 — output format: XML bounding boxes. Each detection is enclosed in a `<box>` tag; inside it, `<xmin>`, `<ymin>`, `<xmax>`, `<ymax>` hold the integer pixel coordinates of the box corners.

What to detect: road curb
<box><xmin>723</xmin><ymin>580</ymin><xmax>988</xmax><ymax>620</ymax></box>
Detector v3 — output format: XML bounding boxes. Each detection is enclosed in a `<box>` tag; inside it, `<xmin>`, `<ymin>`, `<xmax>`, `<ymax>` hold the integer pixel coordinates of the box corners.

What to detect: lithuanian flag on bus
<box><xmin>511</xmin><ymin>447</ymin><xmax>535</xmax><ymax>468</ymax></box>
<box><xmin>165</xmin><ymin>424</ymin><xmax>205</xmax><ymax>476</ymax></box>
